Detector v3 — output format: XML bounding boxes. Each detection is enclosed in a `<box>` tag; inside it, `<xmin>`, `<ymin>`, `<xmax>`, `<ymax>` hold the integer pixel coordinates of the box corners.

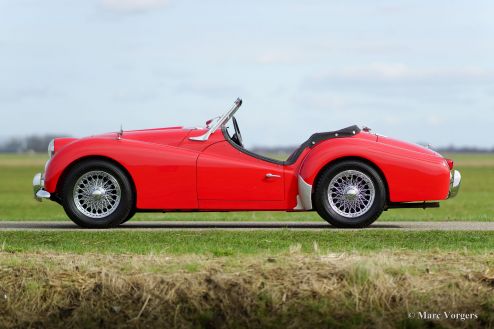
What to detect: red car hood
<box><xmin>377</xmin><ymin>135</ymin><xmax>441</xmax><ymax>158</ymax></box>
<box><xmin>93</xmin><ymin>126</ymin><xmax>193</xmax><ymax>147</ymax></box>
<box><xmin>117</xmin><ymin>126</ymin><xmax>193</xmax><ymax>146</ymax></box>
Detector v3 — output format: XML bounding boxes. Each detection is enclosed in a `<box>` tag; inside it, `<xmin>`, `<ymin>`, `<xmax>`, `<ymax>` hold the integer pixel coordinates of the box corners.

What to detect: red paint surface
<box><xmin>44</xmin><ymin>127</ymin><xmax>452</xmax><ymax>211</ymax></box>
<box><xmin>299</xmin><ymin>133</ymin><xmax>451</xmax><ymax>202</ymax></box>
<box><xmin>197</xmin><ymin>141</ymin><xmax>285</xmax><ymax>202</ymax></box>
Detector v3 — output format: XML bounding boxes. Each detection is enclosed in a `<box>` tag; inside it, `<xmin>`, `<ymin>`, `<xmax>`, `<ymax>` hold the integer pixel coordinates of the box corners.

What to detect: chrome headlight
<box><xmin>48</xmin><ymin>139</ymin><xmax>55</xmax><ymax>158</ymax></box>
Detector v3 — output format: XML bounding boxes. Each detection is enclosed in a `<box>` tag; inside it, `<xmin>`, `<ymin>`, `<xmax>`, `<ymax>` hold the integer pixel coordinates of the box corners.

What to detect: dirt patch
<box><xmin>0</xmin><ymin>251</ymin><xmax>493</xmax><ymax>329</ymax></box>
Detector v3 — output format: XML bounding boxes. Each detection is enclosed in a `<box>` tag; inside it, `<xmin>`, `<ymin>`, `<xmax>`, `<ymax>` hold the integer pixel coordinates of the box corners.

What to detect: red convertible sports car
<box><xmin>33</xmin><ymin>98</ymin><xmax>461</xmax><ymax>228</ymax></box>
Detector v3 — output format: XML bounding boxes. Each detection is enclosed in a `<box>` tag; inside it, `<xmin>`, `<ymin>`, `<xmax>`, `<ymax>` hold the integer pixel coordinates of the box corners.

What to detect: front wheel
<box><xmin>120</xmin><ymin>209</ymin><xmax>136</xmax><ymax>224</ymax></box>
<box><xmin>314</xmin><ymin>161</ymin><xmax>386</xmax><ymax>228</ymax></box>
<box><xmin>61</xmin><ymin>160</ymin><xmax>134</xmax><ymax>228</ymax></box>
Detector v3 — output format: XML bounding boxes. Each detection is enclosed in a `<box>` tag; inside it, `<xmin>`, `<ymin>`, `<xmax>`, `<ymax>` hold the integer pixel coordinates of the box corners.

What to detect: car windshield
<box><xmin>190</xmin><ymin>98</ymin><xmax>242</xmax><ymax>142</ymax></box>
<box><xmin>218</xmin><ymin>98</ymin><xmax>242</xmax><ymax>128</ymax></box>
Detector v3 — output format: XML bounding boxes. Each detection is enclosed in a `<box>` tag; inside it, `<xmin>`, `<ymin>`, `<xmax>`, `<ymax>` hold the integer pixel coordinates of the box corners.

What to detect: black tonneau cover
<box><xmin>285</xmin><ymin>125</ymin><xmax>361</xmax><ymax>165</ymax></box>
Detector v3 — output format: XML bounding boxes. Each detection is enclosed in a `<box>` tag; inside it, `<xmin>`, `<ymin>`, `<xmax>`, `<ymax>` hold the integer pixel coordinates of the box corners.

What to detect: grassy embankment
<box><xmin>0</xmin><ymin>251</ymin><xmax>493</xmax><ymax>328</ymax></box>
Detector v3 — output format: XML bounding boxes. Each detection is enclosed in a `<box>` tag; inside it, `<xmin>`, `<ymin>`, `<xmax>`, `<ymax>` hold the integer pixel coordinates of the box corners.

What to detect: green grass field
<box><xmin>1</xmin><ymin>230</ymin><xmax>494</xmax><ymax>255</ymax></box>
<box><xmin>0</xmin><ymin>153</ymin><xmax>493</xmax><ymax>222</ymax></box>
<box><xmin>1</xmin><ymin>153</ymin><xmax>494</xmax><ymax>328</ymax></box>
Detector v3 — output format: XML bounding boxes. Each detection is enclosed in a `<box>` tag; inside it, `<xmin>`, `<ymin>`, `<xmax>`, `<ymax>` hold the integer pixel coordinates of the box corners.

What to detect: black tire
<box><xmin>314</xmin><ymin>161</ymin><xmax>386</xmax><ymax>228</ymax></box>
<box><xmin>120</xmin><ymin>209</ymin><xmax>136</xmax><ymax>224</ymax></box>
<box><xmin>61</xmin><ymin>159</ymin><xmax>134</xmax><ymax>228</ymax></box>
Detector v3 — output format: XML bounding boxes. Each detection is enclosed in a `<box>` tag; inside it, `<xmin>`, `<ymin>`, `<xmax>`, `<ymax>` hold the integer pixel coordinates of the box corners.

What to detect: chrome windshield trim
<box><xmin>189</xmin><ymin>98</ymin><xmax>242</xmax><ymax>141</ymax></box>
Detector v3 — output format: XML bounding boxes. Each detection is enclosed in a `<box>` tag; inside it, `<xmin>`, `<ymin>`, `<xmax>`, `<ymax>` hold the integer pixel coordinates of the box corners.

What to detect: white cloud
<box><xmin>425</xmin><ymin>114</ymin><xmax>447</xmax><ymax>126</ymax></box>
<box><xmin>254</xmin><ymin>45</ymin><xmax>409</xmax><ymax>65</ymax></box>
<box><xmin>375</xmin><ymin>4</ymin><xmax>411</xmax><ymax>15</ymax></box>
<box><xmin>340</xmin><ymin>63</ymin><xmax>411</xmax><ymax>80</ymax></box>
<box><xmin>295</xmin><ymin>93</ymin><xmax>349</xmax><ymax>110</ymax></box>
<box><xmin>102</xmin><ymin>0</ymin><xmax>169</xmax><ymax>13</ymax></box>
<box><xmin>383</xmin><ymin>116</ymin><xmax>404</xmax><ymax>125</ymax></box>
<box><xmin>310</xmin><ymin>63</ymin><xmax>494</xmax><ymax>84</ymax></box>
<box><xmin>175</xmin><ymin>81</ymin><xmax>242</xmax><ymax>98</ymax></box>
<box><xmin>255</xmin><ymin>51</ymin><xmax>301</xmax><ymax>65</ymax></box>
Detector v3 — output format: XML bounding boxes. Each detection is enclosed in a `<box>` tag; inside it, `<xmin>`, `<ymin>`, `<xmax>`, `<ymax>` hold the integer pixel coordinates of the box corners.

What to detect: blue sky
<box><xmin>0</xmin><ymin>0</ymin><xmax>493</xmax><ymax>148</ymax></box>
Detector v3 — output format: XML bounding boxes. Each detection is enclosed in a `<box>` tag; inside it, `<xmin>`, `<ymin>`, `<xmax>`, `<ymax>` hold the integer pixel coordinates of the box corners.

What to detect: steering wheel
<box><xmin>232</xmin><ymin>116</ymin><xmax>244</xmax><ymax>148</ymax></box>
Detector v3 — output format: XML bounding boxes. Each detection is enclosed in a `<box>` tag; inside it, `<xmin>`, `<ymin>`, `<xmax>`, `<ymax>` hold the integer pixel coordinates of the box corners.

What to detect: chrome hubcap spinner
<box><xmin>328</xmin><ymin>170</ymin><xmax>375</xmax><ymax>218</ymax></box>
<box><xmin>73</xmin><ymin>171</ymin><xmax>121</xmax><ymax>219</ymax></box>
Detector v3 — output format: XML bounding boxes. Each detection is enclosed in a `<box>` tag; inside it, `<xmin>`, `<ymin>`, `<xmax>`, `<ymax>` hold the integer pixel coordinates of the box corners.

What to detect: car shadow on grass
<box><xmin>0</xmin><ymin>221</ymin><xmax>402</xmax><ymax>230</ymax></box>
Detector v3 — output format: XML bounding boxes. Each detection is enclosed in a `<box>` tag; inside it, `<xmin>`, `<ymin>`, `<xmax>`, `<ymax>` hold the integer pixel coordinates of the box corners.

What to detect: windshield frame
<box><xmin>189</xmin><ymin>98</ymin><xmax>242</xmax><ymax>141</ymax></box>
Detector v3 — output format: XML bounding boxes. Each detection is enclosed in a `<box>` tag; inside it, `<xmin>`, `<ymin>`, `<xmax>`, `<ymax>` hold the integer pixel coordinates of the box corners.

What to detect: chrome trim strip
<box><xmin>294</xmin><ymin>175</ymin><xmax>313</xmax><ymax>210</ymax></box>
<box><xmin>448</xmin><ymin>170</ymin><xmax>461</xmax><ymax>199</ymax></box>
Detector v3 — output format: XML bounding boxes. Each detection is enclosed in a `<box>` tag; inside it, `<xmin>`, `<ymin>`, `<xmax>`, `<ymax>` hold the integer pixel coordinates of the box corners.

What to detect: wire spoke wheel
<box><xmin>327</xmin><ymin>170</ymin><xmax>375</xmax><ymax>218</ymax></box>
<box><xmin>73</xmin><ymin>171</ymin><xmax>121</xmax><ymax>219</ymax></box>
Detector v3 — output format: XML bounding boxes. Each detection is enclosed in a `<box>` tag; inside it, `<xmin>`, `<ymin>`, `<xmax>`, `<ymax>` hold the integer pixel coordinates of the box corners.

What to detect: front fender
<box><xmin>44</xmin><ymin>137</ymin><xmax>200</xmax><ymax>209</ymax></box>
<box><xmin>299</xmin><ymin>136</ymin><xmax>451</xmax><ymax>203</ymax></box>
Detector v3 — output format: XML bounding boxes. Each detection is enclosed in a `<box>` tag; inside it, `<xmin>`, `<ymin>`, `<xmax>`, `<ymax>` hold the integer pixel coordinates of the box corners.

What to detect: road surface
<box><xmin>0</xmin><ymin>221</ymin><xmax>492</xmax><ymax>231</ymax></box>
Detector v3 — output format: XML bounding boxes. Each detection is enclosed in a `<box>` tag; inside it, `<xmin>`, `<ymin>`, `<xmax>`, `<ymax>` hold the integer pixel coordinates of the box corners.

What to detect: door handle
<box><xmin>265</xmin><ymin>173</ymin><xmax>281</xmax><ymax>179</ymax></box>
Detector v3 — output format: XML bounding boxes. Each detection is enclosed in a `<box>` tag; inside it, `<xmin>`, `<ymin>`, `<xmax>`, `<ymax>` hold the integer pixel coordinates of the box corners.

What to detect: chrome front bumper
<box><xmin>448</xmin><ymin>170</ymin><xmax>461</xmax><ymax>199</ymax></box>
<box><xmin>33</xmin><ymin>173</ymin><xmax>51</xmax><ymax>202</ymax></box>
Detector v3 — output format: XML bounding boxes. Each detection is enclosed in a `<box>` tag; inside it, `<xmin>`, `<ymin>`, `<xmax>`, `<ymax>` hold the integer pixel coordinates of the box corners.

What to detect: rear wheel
<box><xmin>314</xmin><ymin>161</ymin><xmax>386</xmax><ymax>228</ymax></box>
<box><xmin>61</xmin><ymin>160</ymin><xmax>134</xmax><ymax>228</ymax></box>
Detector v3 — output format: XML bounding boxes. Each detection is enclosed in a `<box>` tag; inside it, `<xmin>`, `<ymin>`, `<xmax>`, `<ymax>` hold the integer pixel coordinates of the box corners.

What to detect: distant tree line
<box><xmin>0</xmin><ymin>135</ymin><xmax>70</xmax><ymax>153</ymax></box>
<box><xmin>435</xmin><ymin>146</ymin><xmax>494</xmax><ymax>153</ymax></box>
<box><xmin>251</xmin><ymin>145</ymin><xmax>494</xmax><ymax>156</ymax></box>
<box><xmin>0</xmin><ymin>135</ymin><xmax>492</xmax><ymax>154</ymax></box>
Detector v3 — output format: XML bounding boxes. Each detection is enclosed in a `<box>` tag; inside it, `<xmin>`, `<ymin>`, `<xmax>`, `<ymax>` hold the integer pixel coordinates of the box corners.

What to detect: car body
<box><xmin>33</xmin><ymin>98</ymin><xmax>461</xmax><ymax>228</ymax></box>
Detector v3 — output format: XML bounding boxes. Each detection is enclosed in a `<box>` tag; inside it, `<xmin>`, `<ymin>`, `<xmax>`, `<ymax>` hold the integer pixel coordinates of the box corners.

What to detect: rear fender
<box><xmin>299</xmin><ymin>138</ymin><xmax>451</xmax><ymax>203</ymax></box>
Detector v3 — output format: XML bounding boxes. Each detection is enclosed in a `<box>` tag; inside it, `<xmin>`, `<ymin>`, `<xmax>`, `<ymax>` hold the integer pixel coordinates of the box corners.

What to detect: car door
<box><xmin>197</xmin><ymin>140</ymin><xmax>285</xmax><ymax>207</ymax></box>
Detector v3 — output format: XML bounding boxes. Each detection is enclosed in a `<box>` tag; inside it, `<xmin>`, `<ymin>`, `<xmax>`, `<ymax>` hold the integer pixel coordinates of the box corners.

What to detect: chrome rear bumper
<box><xmin>448</xmin><ymin>170</ymin><xmax>461</xmax><ymax>199</ymax></box>
<box><xmin>33</xmin><ymin>173</ymin><xmax>51</xmax><ymax>202</ymax></box>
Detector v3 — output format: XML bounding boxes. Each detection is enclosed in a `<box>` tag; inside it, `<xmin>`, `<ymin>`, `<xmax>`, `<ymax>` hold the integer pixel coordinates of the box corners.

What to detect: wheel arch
<box><xmin>54</xmin><ymin>155</ymin><xmax>137</xmax><ymax>209</ymax></box>
<box><xmin>311</xmin><ymin>156</ymin><xmax>390</xmax><ymax>207</ymax></box>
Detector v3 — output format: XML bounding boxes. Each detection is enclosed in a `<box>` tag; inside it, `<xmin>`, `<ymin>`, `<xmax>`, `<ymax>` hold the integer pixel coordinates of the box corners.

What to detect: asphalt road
<box><xmin>0</xmin><ymin>221</ymin><xmax>493</xmax><ymax>231</ymax></box>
